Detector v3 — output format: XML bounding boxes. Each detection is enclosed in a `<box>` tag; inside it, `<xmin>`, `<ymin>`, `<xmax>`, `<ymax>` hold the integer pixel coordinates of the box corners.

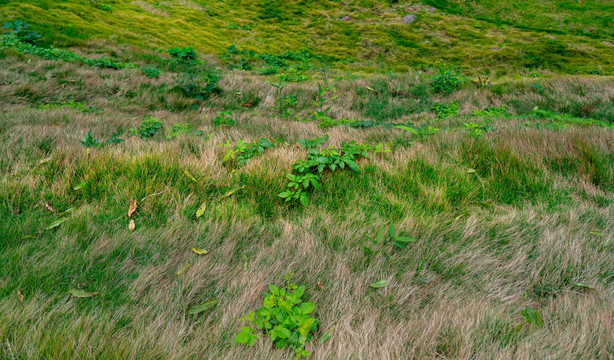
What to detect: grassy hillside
<box><xmin>1</xmin><ymin>1</ymin><xmax>614</xmax><ymax>359</ymax></box>
<box><xmin>0</xmin><ymin>0</ymin><xmax>613</xmax><ymax>75</ymax></box>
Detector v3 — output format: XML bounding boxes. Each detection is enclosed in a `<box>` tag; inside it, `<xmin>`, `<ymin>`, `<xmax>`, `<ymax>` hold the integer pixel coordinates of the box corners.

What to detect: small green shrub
<box><xmin>168</xmin><ymin>47</ymin><xmax>198</xmax><ymax>63</ymax></box>
<box><xmin>395</xmin><ymin>123</ymin><xmax>440</xmax><ymax>140</ymax></box>
<box><xmin>234</xmin><ymin>277</ymin><xmax>318</xmax><ymax>358</ymax></box>
<box><xmin>141</xmin><ymin>66</ymin><xmax>161</xmax><ymax>78</ymax></box>
<box><xmin>3</xmin><ymin>20</ymin><xmax>40</xmax><ymax>44</ymax></box>
<box><xmin>270</xmin><ymin>79</ymin><xmax>297</xmax><ymax>118</ymax></box>
<box><xmin>461</xmin><ymin>120</ymin><xmax>494</xmax><ymax>138</ymax></box>
<box><xmin>530</xmin><ymin>82</ymin><xmax>546</xmax><ymax>95</ymax></box>
<box><xmin>130</xmin><ymin>116</ymin><xmax>162</xmax><ymax>139</ymax></box>
<box><xmin>311</xmin><ymin>82</ymin><xmax>337</xmax><ymax>120</ymax></box>
<box><xmin>213</xmin><ymin>111</ymin><xmax>235</xmax><ymax>127</ymax></box>
<box><xmin>223</xmin><ymin>138</ymin><xmax>274</xmax><ymax>167</ymax></box>
<box><xmin>166</xmin><ymin>123</ymin><xmax>192</xmax><ymax>138</ymax></box>
<box><xmin>80</xmin><ymin>130</ymin><xmax>124</xmax><ymax>148</ymax></box>
<box><xmin>279</xmin><ymin>137</ymin><xmax>380</xmax><ymax>206</ymax></box>
<box><xmin>430</xmin><ymin>102</ymin><xmax>459</xmax><ymax>119</ymax></box>
<box><xmin>174</xmin><ymin>71</ymin><xmax>219</xmax><ymax>100</ymax></box>
<box><xmin>430</xmin><ymin>61</ymin><xmax>466</xmax><ymax>93</ymax></box>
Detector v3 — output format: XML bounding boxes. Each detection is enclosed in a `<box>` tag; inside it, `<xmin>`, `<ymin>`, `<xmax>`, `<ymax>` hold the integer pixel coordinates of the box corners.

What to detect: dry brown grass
<box><xmin>0</xmin><ymin>53</ymin><xmax>613</xmax><ymax>359</ymax></box>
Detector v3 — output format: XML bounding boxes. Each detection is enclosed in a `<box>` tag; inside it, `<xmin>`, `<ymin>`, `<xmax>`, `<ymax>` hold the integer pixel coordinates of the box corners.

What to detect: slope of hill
<box><xmin>0</xmin><ymin>0</ymin><xmax>613</xmax><ymax>75</ymax></box>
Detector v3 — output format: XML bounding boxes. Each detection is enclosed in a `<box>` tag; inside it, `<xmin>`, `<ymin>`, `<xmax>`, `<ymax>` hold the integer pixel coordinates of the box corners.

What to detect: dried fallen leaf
<box><xmin>128</xmin><ymin>200</ymin><xmax>137</xmax><ymax>218</ymax></box>
<box><xmin>44</xmin><ymin>203</ymin><xmax>55</xmax><ymax>213</ymax></box>
<box><xmin>195</xmin><ymin>202</ymin><xmax>207</xmax><ymax>218</ymax></box>
<box><xmin>68</xmin><ymin>289</ymin><xmax>99</xmax><ymax>298</ymax></box>
<box><xmin>191</xmin><ymin>248</ymin><xmax>210</xmax><ymax>255</ymax></box>
<box><xmin>176</xmin><ymin>264</ymin><xmax>192</xmax><ymax>276</ymax></box>
<box><xmin>187</xmin><ymin>300</ymin><xmax>217</xmax><ymax>314</ymax></box>
<box><xmin>128</xmin><ymin>219</ymin><xmax>135</xmax><ymax>231</ymax></box>
<box><xmin>16</xmin><ymin>290</ymin><xmax>23</xmax><ymax>303</ymax></box>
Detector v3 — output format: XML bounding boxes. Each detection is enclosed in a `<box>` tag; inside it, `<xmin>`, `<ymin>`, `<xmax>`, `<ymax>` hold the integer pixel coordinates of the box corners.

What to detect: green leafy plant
<box><xmin>166</xmin><ymin>123</ymin><xmax>192</xmax><ymax>138</ymax></box>
<box><xmin>280</xmin><ymin>137</ymin><xmax>381</xmax><ymax>206</ymax></box>
<box><xmin>530</xmin><ymin>82</ymin><xmax>546</xmax><ymax>95</ymax></box>
<box><xmin>223</xmin><ymin>138</ymin><xmax>274</xmax><ymax>167</ymax></box>
<box><xmin>130</xmin><ymin>116</ymin><xmax>162</xmax><ymax>139</ymax></box>
<box><xmin>461</xmin><ymin>120</ymin><xmax>494</xmax><ymax>138</ymax></box>
<box><xmin>430</xmin><ymin>102</ymin><xmax>459</xmax><ymax>119</ymax></box>
<box><xmin>80</xmin><ymin>130</ymin><xmax>124</xmax><ymax>148</ymax></box>
<box><xmin>234</xmin><ymin>276</ymin><xmax>318</xmax><ymax>358</ymax></box>
<box><xmin>174</xmin><ymin>71</ymin><xmax>219</xmax><ymax>100</ymax></box>
<box><xmin>213</xmin><ymin>111</ymin><xmax>235</xmax><ymax>127</ymax></box>
<box><xmin>430</xmin><ymin>61</ymin><xmax>466</xmax><ymax>94</ymax></box>
<box><xmin>518</xmin><ymin>306</ymin><xmax>543</xmax><ymax>329</ymax></box>
<box><xmin>364</xmin><ymin>224</ymin><xmax>416</xmax><ymax>258</ymax></box>
<box><xmin>311</xmin><ymin>82</ymin><xmax>337</xmax><ymax>120</ymax></box>
<box><xmin>472</xmin><ymin>106</ymin><xmax>509</xmax><ymax>119</ymax></box>
<box><xmin>38</xmin><ymin>100</ymin><xmax>99</xmax><ymax>113</ymax></box>
<box><xmin>3</xmin><ymin>20</ymin><xmax>40</xmax><ymax>44</ymax></box>
<box><xmin>168</xmin><ymin>47</ymin><xmax>198</xmax><ymax>63</ymax></box>
<box><xmin>270</xmin><ymin>79</ymin><xmax>297</xmax><ymax>118</ymax></box>
<box><xmin>141</xmin><ymin>65</ymin><xmax>161</xmax><ymax>78</ymax></box>
<box><xmin>395</xmin><ymin>123</ymin><xmax>440</xmax><ymax>141</ymax></box>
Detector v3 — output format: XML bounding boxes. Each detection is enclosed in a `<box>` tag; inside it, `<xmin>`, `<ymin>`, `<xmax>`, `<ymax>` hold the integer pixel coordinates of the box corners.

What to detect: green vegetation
<box><xmin>0</xmin><ymin>2</ymin><xmax>613</xmax><ymax>359</ymax></box>
<box><xmin>234</xmin><ymin>275</ymin><xmax>318</xmax><ymax>358</ymax></box>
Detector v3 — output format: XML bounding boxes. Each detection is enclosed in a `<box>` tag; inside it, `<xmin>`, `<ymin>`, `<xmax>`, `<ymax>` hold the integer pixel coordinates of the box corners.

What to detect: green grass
<box><xmin>1</xmin><ymin>3</ymin><xmax>614</xmax><ymax>359</ymax></box>
<box><xmin>0</xmin><ymin>0</ymin><xmax>613</xmax><ymax>75</ymax></box>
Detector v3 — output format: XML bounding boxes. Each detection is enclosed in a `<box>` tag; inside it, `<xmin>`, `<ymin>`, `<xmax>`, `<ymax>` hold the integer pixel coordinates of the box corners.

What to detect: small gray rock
<box><xmin>402</xmin><ymin>14</ymin><xmax>416</xmax><ymax>25</ymax></box>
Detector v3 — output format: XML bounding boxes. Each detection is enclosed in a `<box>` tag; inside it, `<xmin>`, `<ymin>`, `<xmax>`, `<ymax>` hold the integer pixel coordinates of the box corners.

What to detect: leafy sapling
<box><xmin>213</xmin><ymin>111</ymin><xmax>235</xmax><ymax>127</ymax></box>
<box><xmin>130</xmin><ymin>116</ymin><xmax>162</xmax><ymax>139</ymax></box>
<box><xmin>270</xmin><ymin>78</ymin><xmax>297</xmax><ymax>119</ymax></box>
<box><xmin>234</xmin><ymin>276</ymin><xmax>318</xmax><ymax>358</ymax></box>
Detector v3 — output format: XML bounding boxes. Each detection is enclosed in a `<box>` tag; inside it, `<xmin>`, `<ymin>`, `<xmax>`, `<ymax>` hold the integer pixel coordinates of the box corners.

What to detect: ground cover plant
<box><xmin>0</xmin><ymin>3</ymin><xmax>614</xmax><ymax>360</ymax></box>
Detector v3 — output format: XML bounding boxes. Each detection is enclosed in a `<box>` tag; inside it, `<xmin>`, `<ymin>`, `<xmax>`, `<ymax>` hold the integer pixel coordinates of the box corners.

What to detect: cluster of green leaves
<box><xmin>395</xmin><ymin>123</ymin><xmax>440</xmax><ymax>141</ymax></box>
<box><xmin>213</xmin><ymin>111</ymin><xmax>235</xmax><ymax>127</ymax></box>
<box><xmin>223</xmin><ymin>138</ymin><xmax>274</xmax><ymax>167</ymax></box>
<box><xmin>430</xmin><ymin>102</ymin><xmax>459</xmax><ymax>119</ymax></box>
<box><xmin>461</xmin><ymin>120</ymin><xmax>495</xmax><ymax>138</ymax></box>
<box><xmin>0</xmin><ymin>34</ymin><xmax>134</xmax><ymax>69</ymax></box>
<box><xmin>79</xmin><ymin>130</ymin><xmax>124</xmax><ymax>148</ymax></box>
<box><xmin>525</xmin><ymin>109</ymin><xmax>613</xmax><ymax>128</ymax></box>
<box><xmin>364</xmin><ymin>223</ymin><xmax>416</xmax><ymax>259</ymax></box>
<box><xmin>311</xmin><ymin>82</ymin><xmax>337</xmax><ymax>120</ymax></box>
<box><xmin>165</xmin><ymin>123</ymin><xmax>192</xmax><ymax>139</ymax></box>
<box><xmin>3</xmin><ymin>20</ymin><xmax>40</xmax><ymax>44</ymax></box>
<box><xmin>221</xmin><ymin>45</ymin><xmax>313</xmax><ymax>78</ymax></box>
<box><xmin>279</xmin><ymin>136</ymin><xmax>380</xmax><ymax>206</ymax></box>
<box><xmin>168</xmin><ymin>47</ymin><xmax>198</xmax><ymax>63</ymax></box>
<box><xmin>518</xmin><ymin>306</ymin><xmax>543</xmax><ymax>329</ymax></box>
<box><xmin>318</xmin><ymin>116</ymin><xmax>363</xmax><ymax>129</ymax></box>
<box><xmin>234</xmin><ymin>278</ymin><xmax>318</xmax><ymax>358</ymax></box>
<box><xmin>472</xmin><ymin>106</ymin><xmax>509</xmax><ymax>119</ymax></box>
<box><xmin>173</xmin><ymin>71</ymin><xmax>219</xmax><ymax>100</ymax></box>
<box><xmin>430</xmin><ymin>61</ymin><xmax>466</xmax><ymax>94</ymax></box>
<box><xmin>129</xmin><ymin>116</ymin><xmax>162</xmax><ymax>139</ymax></box>
<box><xmin>38</xmin><ymin>100</ymin><xmax>99</xmax><ymax>113</ymax></box>
<box><xmin>270</xmin><ymin>79</ymin><xmax>297</xmax><ymax>118</ymax></box>
<box><xmin>141</xmin><ymin>65</ymin><xmax>161</xmax><ymax>78</ymax></box>
<box><xmin>530</xmin><ymin>82</ymin><xmax>546</xmax><ymax>95</ymax></box>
